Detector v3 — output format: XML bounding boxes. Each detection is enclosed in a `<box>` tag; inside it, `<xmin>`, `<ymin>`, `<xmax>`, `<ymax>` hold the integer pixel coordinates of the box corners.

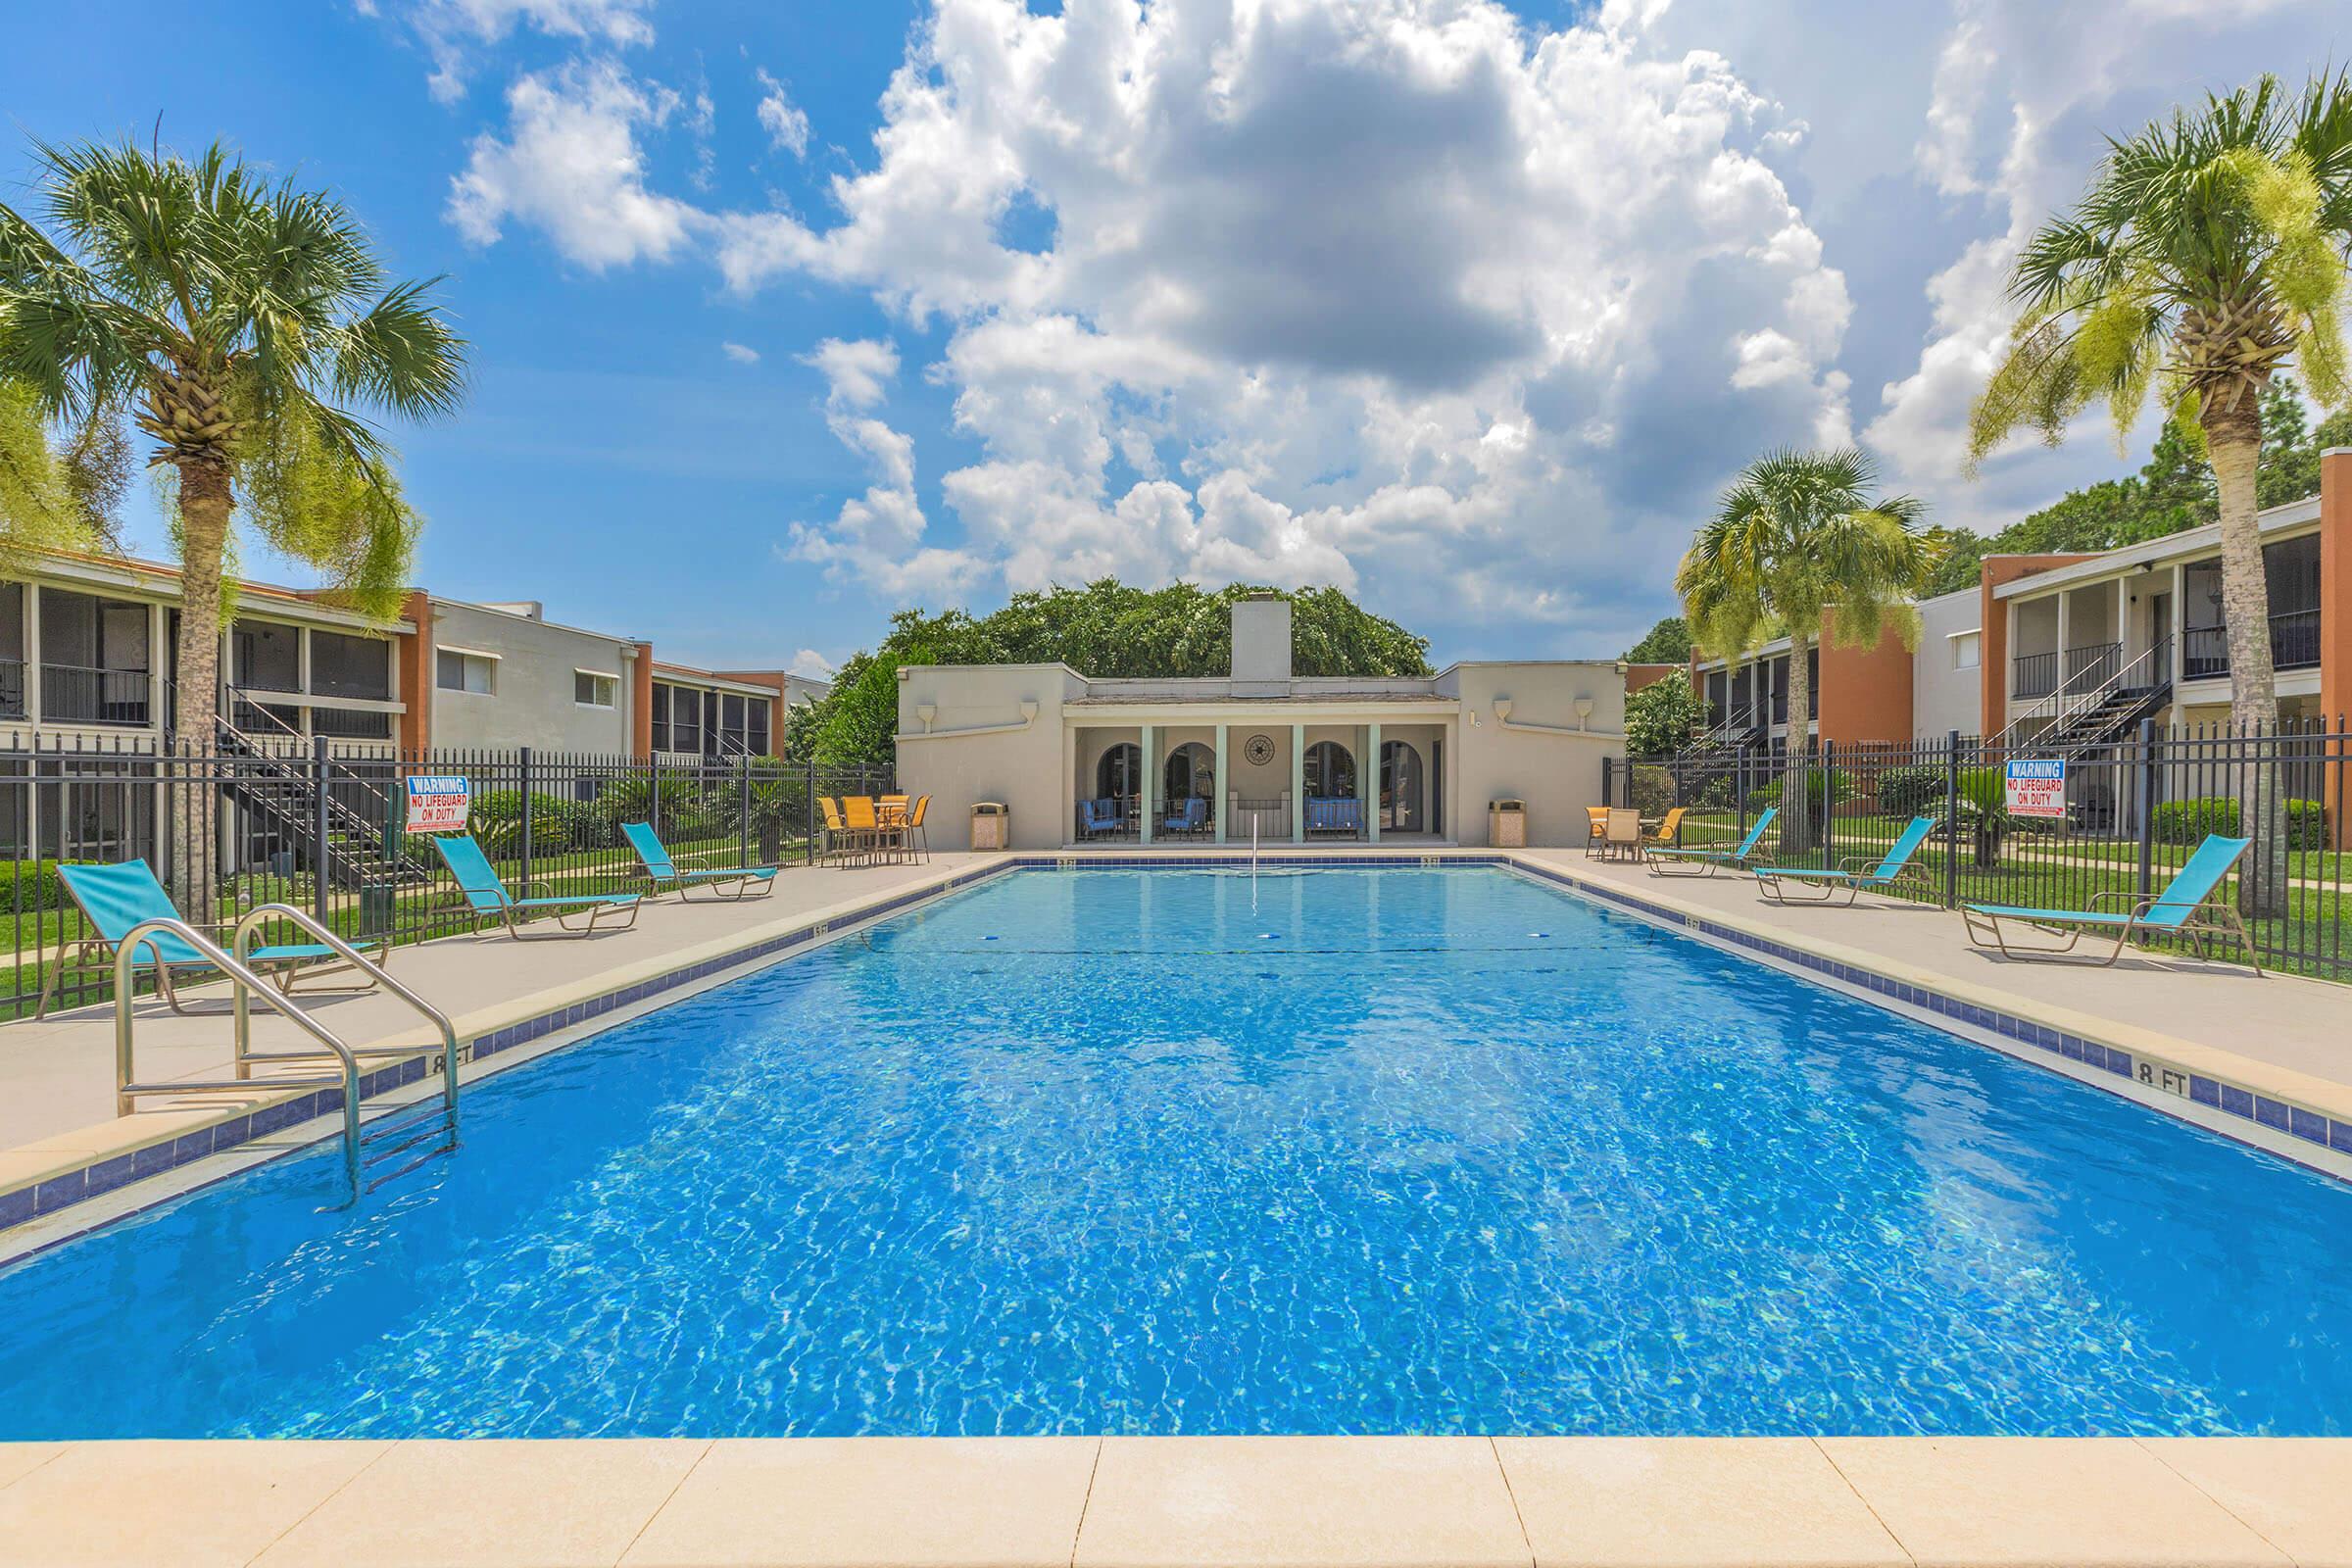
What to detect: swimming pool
<box><xmin>2</xmin><ymin>865</ymin><xmax>2348</xmax><ymax>1438</ymax></box>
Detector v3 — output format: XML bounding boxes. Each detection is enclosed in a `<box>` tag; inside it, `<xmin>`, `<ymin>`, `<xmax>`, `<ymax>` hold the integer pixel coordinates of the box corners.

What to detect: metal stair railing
<box><xmin>231</xmin><ymin>903</ymin><xmax>462</xmax><ymax>1194</ymax></box>
<box><xmin>1989</xmin><ymin>637</ymin><xmax>2171</xmax><ymax>756</ymax></box>
<box><xmin>195</xmin><ymin>682</ymin><xmax>427</xmax><ymax>889</ymax></box>
<box><xmin>111</xmin><ymin>913</ymin><xmax>460</xmax><ymax>1206</ymax></box>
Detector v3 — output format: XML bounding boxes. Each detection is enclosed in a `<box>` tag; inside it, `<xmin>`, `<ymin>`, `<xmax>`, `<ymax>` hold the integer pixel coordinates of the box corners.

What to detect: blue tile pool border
<box><xmin>1503</xmin><ymin>857</ymin><xmax>2352</xmax><ymax>1179</ymax></box>
<box><xmin>9</xmin><ymin>849</ymin><xmax>2347</xmax><ymax>1243</ymax></box>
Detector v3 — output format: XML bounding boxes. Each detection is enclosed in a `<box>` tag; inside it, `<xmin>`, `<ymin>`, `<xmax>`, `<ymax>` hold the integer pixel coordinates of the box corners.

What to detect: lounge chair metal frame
<box><xmin>1753</xmin><ymin>817</ymin><xmax>1938</xmax><ymax>906</ymax></box>
<box><xmin>37</xmin><ymin>858</ymin><xmax>389</xmax><ymax>1020</ymax></box>
<box><xmin>621</xmin><ymin>820</ymin><xmax>777</xmax><ymax>902</ymax></box>
<box><xmin>429</xmin><ymin>834</ymin><xmax>643</xmax><ymax>940</ymax></box>
<box><xmin>1644</xmin><ymin>808</ymin><xmax>1778</xmax><ymax>879</ymax></box>
<box><xmin>1959</xmin><ymin>835</ymin><xmax>2261</xmax><ymax>973</ymax></box>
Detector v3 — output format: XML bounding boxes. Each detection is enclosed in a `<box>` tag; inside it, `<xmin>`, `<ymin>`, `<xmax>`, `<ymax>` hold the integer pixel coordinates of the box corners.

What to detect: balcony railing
<box><xmin>0</xmin><ymin>658</ymin><xmax>23</xmax><ymax>720</ymax></box>
<box><xmin>40</xmin><ymin>662</ymin><xmax>152</xmax><ymax>726</ymax></box>
<box><xmin>2064</xmin><ymin>641</ymin><xmax>2122</xmax><ymax>685</ymax></box>
<box><xmin>309</xmin><ymin>706</ymin><xmax>395</xmax><ymax>740</ymax></box>
<box><xmin>2183</xmin><ymin>610</ymin><xmax>2322</xmax><ymax>680</ymax></box>
<box><xmin>2013</xmin><ymin>649</ymin><xmax>2061</xmax><ymax>700</ymax></box>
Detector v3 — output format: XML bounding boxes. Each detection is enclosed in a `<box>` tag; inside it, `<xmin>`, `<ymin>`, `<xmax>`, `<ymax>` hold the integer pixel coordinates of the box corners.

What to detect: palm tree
<box><xmin>1678</xmin><ymin>449</ymin><xmax>1930</xmax><ymax>856</ymax></box>
<box><xmin>0</xmin><ymin>136</ymin><xmax>464</xmax><ymax>902</ymax></box>
<box><xmin>1969</xmin><ymin>72</ymin><xmax>2352</xmax><ymax>914</ymax></box>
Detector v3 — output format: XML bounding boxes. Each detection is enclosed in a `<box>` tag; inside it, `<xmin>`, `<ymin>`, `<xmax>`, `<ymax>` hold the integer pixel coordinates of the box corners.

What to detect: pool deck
<box><xmin>1</xmin><ymin>1433</ymin><xmax>2347</xmax><ymax>1566</ymax></box>
<box><xmin>7</xmin><ymin>846</ymin><xmax>2352</xmax><ymax>1566</ymax></box>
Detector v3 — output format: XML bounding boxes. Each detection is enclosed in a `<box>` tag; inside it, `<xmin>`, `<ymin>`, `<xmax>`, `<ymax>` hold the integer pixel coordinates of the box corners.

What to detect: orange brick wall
<box><xmin>1816</xmin><ymin>617</ymin><xmax>1913</xmax><ymax>746</ymax></box>
<box><xmin>396</xmin><ymin>590</ymin><xmax>432</xmax><ymax>753</ymax></box>
<box><xmin>631</xmin><ymin>643</ymin><xmax>655</xmax><ymax>760</ymax></box>
<box><xmin>1624</xmin><ymin>662</ymin><xmax>1680</xmax><ymax>694</ymax></box>
<box><xmin>1978</xmin><ymin>554</ymin><xmax>2104</xmax><ymax>736</ymax></box>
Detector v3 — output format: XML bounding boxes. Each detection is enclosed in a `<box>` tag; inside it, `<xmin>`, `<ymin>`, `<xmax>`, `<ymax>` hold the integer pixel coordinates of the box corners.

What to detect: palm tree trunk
<box><xmin>2204</xmin><ymin>403</ymin><xmax>2286</xmax><ymax>920</ymax></box>
<box><xmin>168</xmin><ymin>460</ymin><xmax>231</xmax><ymax>913</ymax></box>
<box><xmin>1781</xmin><ymin>634</ymin><xmax>1813</xmax><ymax>856</ymax></box>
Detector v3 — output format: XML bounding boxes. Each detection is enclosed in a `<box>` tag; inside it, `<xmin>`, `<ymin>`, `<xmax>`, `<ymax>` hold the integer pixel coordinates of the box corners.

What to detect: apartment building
<box><xmin>1686</xmin><ymin>447</ymin><xmax>2352</xmax><ymax>748</ymax></box>
<box><xmin>1</xmin><ymin>552</ymin><xmax>828</xmax><ymax>759</ymax></box>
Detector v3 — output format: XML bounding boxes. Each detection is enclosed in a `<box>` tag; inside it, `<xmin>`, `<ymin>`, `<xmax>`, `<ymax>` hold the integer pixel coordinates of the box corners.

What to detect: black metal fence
<box><xmin>1607</xmin><ymin>718</ymin><xmax>2352</xmax><ymax>984</ymax></box>
<box><xmin>0</xmin><ymin>735</ymin><xmax>894</xmax><ymax>1020</ymax></box>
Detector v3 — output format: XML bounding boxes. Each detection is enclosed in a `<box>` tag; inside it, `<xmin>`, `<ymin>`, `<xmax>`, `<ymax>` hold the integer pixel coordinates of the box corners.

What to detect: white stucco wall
<box><xmin>895</xmin><ymin>663</ymin><xmax>1079</xmax><ymax>850</ymax></box>
<box><xmin>1443</xmin><ymin>662</ymin><xmax>1626</xmax><ymax>846</ymax></box>
<box><xmin>427</xmin><ymin>601</ymin><xmax>637</xmax><ymax>754</ymax></box>
<box><xmin>1912</xmin><ymin>589</ymin><xmax>1982</xmax><ymax>740</ymax></box>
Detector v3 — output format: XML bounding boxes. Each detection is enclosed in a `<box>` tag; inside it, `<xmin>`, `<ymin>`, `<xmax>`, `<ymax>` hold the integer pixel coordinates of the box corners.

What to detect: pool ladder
<box><xmin>114</xmin><ymin>904</ymin><xmax>463</xmax><ymax>1207</ymax></box>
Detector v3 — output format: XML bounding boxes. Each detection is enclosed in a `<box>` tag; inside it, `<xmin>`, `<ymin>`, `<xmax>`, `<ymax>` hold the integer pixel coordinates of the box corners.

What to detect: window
<box><xmin>436</xmin><ymin>649</ymin><xmax>495</xmax><ymax>695</ymax></box>
<box><xmin>1950</xmin><ymin>631</ymin><xmax>1982</xmax><ymax>671</ymax></box>
<box><xmin>574</xmin><ymin>670</ymin><xmax>617</xmax><ymax>708</ymax></box>
<box><xmin>1302</xmin><ymin>741</ymin><xmax>1356</xmax><ymax>798</ymax></box>
<box><xmin>1097</xmin><ymin>743</ymin><xmax>1142</xmax><ymax>800</ymax></box>
<box><xmin>311</xmin><ymin>631</ymin><xmax>390</xmax><ymax>700</ymax></box>
<box><xmin>652</xmin><ymin>681</ymin><xmax>701</xmax><ymax>753</ymax></box>
<box><xmin>747</xmin><ymin>701</ymin><xmax>772</xmax><ymax>758</ymax></box>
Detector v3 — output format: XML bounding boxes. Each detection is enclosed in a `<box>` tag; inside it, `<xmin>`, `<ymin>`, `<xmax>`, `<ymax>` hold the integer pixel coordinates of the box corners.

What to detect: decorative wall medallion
<box><xmin>1244</xmin><ymin>733</ymin><xmax>1277</xmax><ymax>766</ymax></box>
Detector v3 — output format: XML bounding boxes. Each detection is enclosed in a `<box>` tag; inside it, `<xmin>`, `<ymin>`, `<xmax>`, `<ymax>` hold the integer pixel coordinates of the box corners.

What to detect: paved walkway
<box><xmin>0</xmin><ymin>855</ymin><xmax>989</xmax><ymax>1186</ymax></box>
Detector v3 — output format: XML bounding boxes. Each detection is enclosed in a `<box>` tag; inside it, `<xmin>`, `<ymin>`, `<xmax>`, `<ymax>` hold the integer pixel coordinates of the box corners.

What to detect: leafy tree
<box><xmin>1622</xmin><ymin>615</ymin><xmax>1690</xmax><ymax>663</ymax></box>
<box><xmin>1625</xmin><ymin>675</ymin><xmax>1704</xmax><ymax>759</ymax></box>
<box><xmin>1678</xmin><ymin>448</ymin><xmax>1930</xmax><ymax>854</ymax></box>
<box><xmin>0</xmin><ymin>137</ymin><xmax>465</xmax><ymax>774</ymax></box>
<box><xmin>800</xmin><ymin>579</ymin><xmax>1434</xmax><ymax>768</ymax></box>
<box><xmin>1968</xmin><ymin>72</ymin><xmax>2352</xmax><ymax>914</ymax></box>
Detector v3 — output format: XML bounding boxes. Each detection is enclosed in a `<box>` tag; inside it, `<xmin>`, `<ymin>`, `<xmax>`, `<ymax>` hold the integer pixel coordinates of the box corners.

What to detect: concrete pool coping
<box><xmin>1</xmin><ymin>1434</ymin><xmax>2347</xmax><ymax>1566</ymax></box>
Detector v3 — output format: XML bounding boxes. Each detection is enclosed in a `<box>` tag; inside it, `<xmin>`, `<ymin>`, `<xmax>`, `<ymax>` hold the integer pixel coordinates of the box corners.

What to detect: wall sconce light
<box><xmin>1574</xmin><ymin>696</ymin><xmax>1594</xmax><ymax>731</ymax></box>
<box><xmin>1492</xmin><ymin>698</ymin><xmax>1514</xmax><ymax>722</ymax></box>
<box><xmin>914</xmin><ymin>703</ymin><xmax>937</xmax><ymax>733</ymax></box>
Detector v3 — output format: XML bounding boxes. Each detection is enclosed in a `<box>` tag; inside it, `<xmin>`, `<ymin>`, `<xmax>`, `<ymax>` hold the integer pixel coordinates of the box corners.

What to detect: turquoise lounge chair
<box><xmin>1645</xmin><ymin>808</ymin><xmax>1778</xmax><ymax>878</ymax></box>
<box><xmin>1753</xmin><ymin>816</ymin><xmax>1938</xmax><ymax>906</ymax></box>
<box><xmin>1961</xmin><ymin>834</ymin><xmax>2259</xmax><ymax>972</ymax></box>
<box><xmin>622</xmin><ymin>820</ymin><xmax>776</xmax><ymax>901</ymax></box>
<box><xmin>430</xmin><ymin>833</ymin><xmax>642</xmax><ymax>939</ymax></box>
<box><xmin>39</xmin><ymin>858</ymin><xmax>387</xmax><ymax>1019</ymax></box>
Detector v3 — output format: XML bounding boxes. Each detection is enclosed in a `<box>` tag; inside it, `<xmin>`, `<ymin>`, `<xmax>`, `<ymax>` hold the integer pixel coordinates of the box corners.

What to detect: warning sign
<box><xmin>405</xmin><ymin>775</ymin><xmax>471</xmax><ymax>834</ymax></box>
<box><xmin>2003</xmin><ymin>759</ymin><xmax>2067</xmax><ymax>820</ymax></box>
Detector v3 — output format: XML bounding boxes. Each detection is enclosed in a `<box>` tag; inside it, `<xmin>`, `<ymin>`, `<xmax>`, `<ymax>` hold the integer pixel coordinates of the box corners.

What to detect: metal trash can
<box><xmin>970</xmin><ymin>801</ymin><xmax>1009</xmax><ymax>851</ymax></box>
<box><xmin>1489</xmin><ymin>798</ymin><xmax>1526</xmax><ymax>849</ymax></box>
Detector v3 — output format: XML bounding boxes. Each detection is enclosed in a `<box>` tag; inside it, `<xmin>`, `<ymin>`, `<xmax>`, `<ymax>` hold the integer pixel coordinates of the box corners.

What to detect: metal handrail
<box><xmin>230</xmin><ymin>905</ymin><xmax>462</xmax><ymax>1152</ymax></box>
<box><xmin>1991</xmin><ymin>636</ymin><xmax>2171</xmax><ymax>755</ymax></box>
<box><xmin>113</xmin><ymin>916</ymin><xmax>368</xmax><ymax>1204</ymax></box>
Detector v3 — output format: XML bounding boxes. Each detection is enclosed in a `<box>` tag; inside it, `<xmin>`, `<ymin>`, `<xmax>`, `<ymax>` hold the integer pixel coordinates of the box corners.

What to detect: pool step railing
<box><xmin>112</xmin><ymin>906</ymin><xmax>461</xmax><ymax>1207</ymax></box>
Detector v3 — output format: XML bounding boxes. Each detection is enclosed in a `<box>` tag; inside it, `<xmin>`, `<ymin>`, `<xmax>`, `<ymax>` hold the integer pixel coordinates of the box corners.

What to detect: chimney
<box><xmin>1230</xmin><ymin>593</ymin><xmax>1292</xmax><ymax>696</ymax></box>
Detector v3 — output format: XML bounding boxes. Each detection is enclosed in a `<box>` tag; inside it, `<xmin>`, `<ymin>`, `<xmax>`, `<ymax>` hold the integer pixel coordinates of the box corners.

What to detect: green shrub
<box><xmin>2151</xmin><ymin>796</ymin><xmax>2327</xmax><ymax>851</ymax></box>
<box><xmin>1873</xmin><ymin>764</ymin><xmax>1944</xmax><ymax>817</ymax></box>
<box><xmin>1628</xmin><ymin>763</ymin><xmax>1677</xmax><ymax>817</ymax></box>
<box><xmin>473</xmin><ymin>790</ymin><xmax>598</xmax><ymax>856</ymax></box>
<box><xmin>0</xmin><ymin>858</ymin><xmax>68</xmax><ymax>911</ymax></box>
<box><xmin>1745</xmin><ymin>768</ymin><xmax>1850</xmax><ymax>811</ymax></box>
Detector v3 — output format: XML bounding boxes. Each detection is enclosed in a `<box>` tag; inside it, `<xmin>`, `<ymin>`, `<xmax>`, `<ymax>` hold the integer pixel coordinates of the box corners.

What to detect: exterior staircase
<box><xmin>1991</xmin><ymin>638</ymin><xmax>2172</xmax><ymax>760</ymax></box>
<box><xmin>175</xmin><ymin>683</ymin><xmax>430</xmax><ymax>891</ymax></box>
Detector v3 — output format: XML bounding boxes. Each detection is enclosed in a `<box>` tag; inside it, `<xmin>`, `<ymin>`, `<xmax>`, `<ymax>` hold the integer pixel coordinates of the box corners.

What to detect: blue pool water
<box><xmin>3</xmin><ymin>866</ymin><xmax>2349</xmax><ymax>1438</ymax></box>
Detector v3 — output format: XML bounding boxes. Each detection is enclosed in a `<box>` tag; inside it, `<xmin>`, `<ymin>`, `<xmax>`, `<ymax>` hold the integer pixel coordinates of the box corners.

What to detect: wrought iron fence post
<box><xmin>2135</xmin><ymin>716</ymin><xmax>2158</xmax><ymax>906</ymax></box>
<box><xmin>312</xmin><ymin>734</ymin><xmax>331</xmax><ymax>927</ymax></box>
<box><xmin>1820</xmin><ymin>739</ymin><xmax>1835</xmax><ymax>867</ymax></box>
<box><xmin>806</xmin><ymin>754</ymin><xmax>818</xmax><ymax>865</ymax></box>
<box><xmin>1943</xmin><ymin>730</ymin><xmax>1961</xmax><ymax>909</ymax></box>
<box><xmin>740</xmin><ymin>750</ymin><xmax>753</xmax><ymax>867</ymax></box>
<box><xmin>1600</xmin><ymin>756</ymin><xmax>1614</xmax><ymax>808</ymax></box>
<box><xmin>518</xmin><ymin>746</ymin><xmax>534</xmax><ymax>899</ymax></box>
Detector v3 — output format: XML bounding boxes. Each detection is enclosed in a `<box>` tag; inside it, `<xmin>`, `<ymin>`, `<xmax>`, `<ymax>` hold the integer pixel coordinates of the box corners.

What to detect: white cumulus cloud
<box><xmin>755</xmin><ymin>69</ymin><xmax>811</xmax><ymax>158</ymax></box>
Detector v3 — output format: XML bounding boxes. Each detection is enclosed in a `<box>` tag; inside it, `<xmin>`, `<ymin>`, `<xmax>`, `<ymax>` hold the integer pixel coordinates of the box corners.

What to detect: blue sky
<box><xmin>3</xmin><ymin>0</ymin><xmax>2344</xmax><ymax>674</ymax></box>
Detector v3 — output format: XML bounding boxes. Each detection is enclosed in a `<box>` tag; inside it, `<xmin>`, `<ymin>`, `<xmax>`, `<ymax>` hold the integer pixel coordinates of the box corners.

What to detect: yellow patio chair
<box><xmin>1648</xmin><ymin>807</ymin><xmax>1688</xmax><ymax>847</ymax></box>
<box><xmin>1584</xmin><ymin>805</ymin><xmax>1609</xmax><ymax>857</ymax></box>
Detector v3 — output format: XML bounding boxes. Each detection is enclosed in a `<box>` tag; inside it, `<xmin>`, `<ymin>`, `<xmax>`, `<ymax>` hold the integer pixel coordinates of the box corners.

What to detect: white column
<box><xmin>1291</xmin><ymin>721</ymin><xmax>1306</xmax><ymax>843</ymax></box>
<box><xmin>1366</xmin><ymin>721</ymin><xmax>1383</xmax><ymax>844</ymax></box>
<box><xmin>22</xmin><ymin>584</ymin><xmax>42</xmax><ymax>727</ymax></box>
<box><xmin>1062</xmin><ymin>721</ymin><xmax>1080</xmax><ymax>845</ymax></box>
<box><xmin>2170</xmin><ymin>562</ymin><xmax>2187</xmax><ymax>690</ymax></box>
<box><xmin>149</xmin><ymin>603</ymin><xmax>168</xmax><ymax>737</ymax></box>
<box><xmin>1140</xmin><ymin>723</ymin><xmax>1155</xmax><ymax>845</ymax></box>
<box><xmin>2056</xmin><ymin>591</ymin><xmax>2073</xmax><ymax>686</ymax></box>
<box><xmin>1213</xmin><ymin>722</ymin><xmax>1228</xmax><ymax>844</ymax></box>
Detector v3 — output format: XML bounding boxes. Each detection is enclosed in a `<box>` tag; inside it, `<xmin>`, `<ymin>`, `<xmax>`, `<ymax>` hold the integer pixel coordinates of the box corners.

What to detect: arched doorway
<box><xmin>1164</xmin><ymin>742</ymin><xmax>1213</xmax><ymax>803</ymax></box>
<box><xmin>1302</xmin><ymin>740</ymin><xmax>1355</xmax><ymax>799</ymax></box>
<box><xmin>1380</xmin><ymin>740</ymin><xmax>1424</xmax><ymax>832</ymax></box>
<box><xmin>1097</xmin><ymin>742</ymin><xmax>1142</xmax><ymax>803</ymax></box>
